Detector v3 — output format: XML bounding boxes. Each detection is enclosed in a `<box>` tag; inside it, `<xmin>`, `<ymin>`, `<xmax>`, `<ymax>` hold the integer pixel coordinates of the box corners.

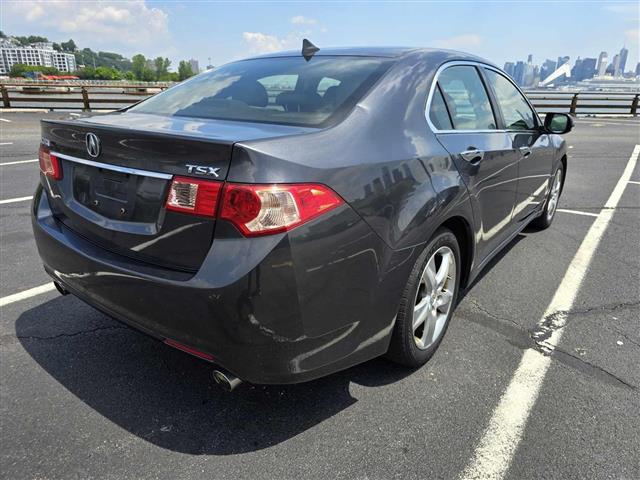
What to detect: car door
<box><xmin>428</xmin><ymin>63</ymin><xmax>520</xmax><ymax>263</ymax></box>
<box><xmin>482</xmin><ymin>68</ymin><xmax>555</xmax><ymax>222</ymax></box>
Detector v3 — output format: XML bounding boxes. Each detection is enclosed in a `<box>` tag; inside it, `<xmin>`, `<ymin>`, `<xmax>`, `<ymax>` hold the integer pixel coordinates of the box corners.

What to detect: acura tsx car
<box><xmin>32</xmin><ymin>43</ymin><xmax>572</xmax><ymax>389</ymax></box>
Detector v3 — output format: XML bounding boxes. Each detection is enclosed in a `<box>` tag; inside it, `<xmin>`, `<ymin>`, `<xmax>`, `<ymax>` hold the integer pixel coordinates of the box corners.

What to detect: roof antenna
<box><xmin>301</xmin><ymin>39</ymin><xmax>319</xmax><ymax>61</ymax></box>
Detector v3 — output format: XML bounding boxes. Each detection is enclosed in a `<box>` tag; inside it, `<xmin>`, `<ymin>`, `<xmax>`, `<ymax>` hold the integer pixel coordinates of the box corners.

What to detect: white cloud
<box><xmin>625</xmin><ymin>29</ymin><xmax>639</xmax><ymax>43</ymax></box>
<box><xmin>291</xmin><ymin>15</ymin><xmax>317</xmax><ymax>25</ymax></box>
<box><xmin>243</xmin><ymin>32</ymin><xmax>302</xmax><ymax>54</ymax></box>
<box><xmin>6</xmin><ymin>0</ymin><xmax>169</xmax><ymax>49</ymax></box>
<box><xmin>435</xmin><ymin>34</ymin><xmax>483</xmax><ymax>50</ymax></box>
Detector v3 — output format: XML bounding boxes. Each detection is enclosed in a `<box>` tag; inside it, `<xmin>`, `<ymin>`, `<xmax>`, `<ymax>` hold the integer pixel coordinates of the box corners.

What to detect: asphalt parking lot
<box><xmin>1</xmin><ymin>112</ymin><xmax>639</xmax><ymax>480</ymax></box>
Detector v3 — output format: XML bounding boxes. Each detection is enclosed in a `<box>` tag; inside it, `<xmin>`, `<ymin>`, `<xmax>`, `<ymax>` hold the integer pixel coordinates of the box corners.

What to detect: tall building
<box><xmin>571</xmin><ymin>57</ymin><xmax>583</xmax><ymax>80</ymax></box>
<box><xmin>557</xmin><ymin>56</ymin><xmax>570</xmax><ymax>68</ymax></box>
<box><xmin>513</xmin><ymin>61</ymin><xmax>526</xmax><ymax>86</ymax></box>
<box><xmin>503</xmin><ymin>62</ymin><xmax>515</xmax><ymax>77</ymax></box>
<box><xmin>540</xmin><ymin>59</ymin><xmax>557</xmax><ymax>81</ymax></box>
<box><xmin>527</xmin><ymin>54</ymin><xmax>533</xmax><ymax>64</ymax></box>
<box><xmin>188</xmin><ymin>59</ymin><xmax>200</xmax><ymax>74</ymax></box>
<box><xmin>580</xmin><ymin>58</ymin><xmax>597</xmax><ymax>80</ymax></box>
<box><xmin>617</xmin><ymin>46</ymin><xmax>628</xmax><ymax>75</ymax></box>
<box><xmin>0</xmin><ymin>40</ymin><xmax>76</xmax><ymax>74</ymax></box>
<box><xmin>596</xmin><ymin>51</ymin><xmax>608</xmax><ymax>76</ymax></box>
<box><xmin>636</xmin><ymin>62</ymin><xmax>640</xmax><ymax>77</ymax></box>
<box><xmin>523</xmin><ymin>63</ymin><xmax>535</xmax><ymax>86</ymax></box>
<box><xmin>612</xmin><ymin>53</ymin><xmax>621</xmax><ymax>77</ymax></box>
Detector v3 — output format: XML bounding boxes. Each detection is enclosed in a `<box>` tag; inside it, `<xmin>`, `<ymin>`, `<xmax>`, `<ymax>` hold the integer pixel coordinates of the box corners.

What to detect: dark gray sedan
<box><xmin>32</xmin><ymin>45</ymin><xmax>572</xmax><ymax>389</ymax></box>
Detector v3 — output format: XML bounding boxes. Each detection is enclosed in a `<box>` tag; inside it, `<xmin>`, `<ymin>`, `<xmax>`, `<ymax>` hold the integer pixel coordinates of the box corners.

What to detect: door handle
<box><xmin>460</xmin><ymin>148</ymin><xmax>484</xmax><ymax>163</ymax></box>
<box><xmin>519</xmin><ymin>146</ymin><xmax>532</xmax><ymax>157</ymax></box>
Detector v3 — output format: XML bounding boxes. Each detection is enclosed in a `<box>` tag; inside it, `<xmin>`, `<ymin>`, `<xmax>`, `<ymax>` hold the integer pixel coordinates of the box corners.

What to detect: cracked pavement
<box><xmin>1</xmin><ymin>113</ymin><xmax>639</xmax><ymax>479</ymax></box>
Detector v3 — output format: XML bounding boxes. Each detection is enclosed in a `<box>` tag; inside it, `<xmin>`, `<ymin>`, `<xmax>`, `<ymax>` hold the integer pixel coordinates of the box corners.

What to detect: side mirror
<box><xmin>544</xmin><ymin>112</ymin><xmax>573</xmax><ymax>134</ymax></box>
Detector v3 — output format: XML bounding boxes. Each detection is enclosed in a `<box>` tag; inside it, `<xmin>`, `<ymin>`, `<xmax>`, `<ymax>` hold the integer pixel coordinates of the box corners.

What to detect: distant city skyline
<box><xmin>2</xmin><ymin>1</ymin><xmax>638</xmax><ymax>71</ymax></box>
<box><xmin>502</xmin><ymin>45</ymin><xmax>636</xmax><ymax>88</ymax></box>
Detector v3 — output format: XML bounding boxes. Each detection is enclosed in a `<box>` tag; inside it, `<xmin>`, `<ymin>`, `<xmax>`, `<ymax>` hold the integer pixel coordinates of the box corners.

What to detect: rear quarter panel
<box><xmin>228</xmin><ymin>50</ymin><xmax>476</xmax><ymax>252</ymax></box>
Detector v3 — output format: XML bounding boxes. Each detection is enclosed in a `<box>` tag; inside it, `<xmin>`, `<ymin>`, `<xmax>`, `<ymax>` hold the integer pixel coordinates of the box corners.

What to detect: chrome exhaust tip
<box><xmin>53</xmin><ymin>281</ymin><xmax>69</xmax><ymax>296</ymax></box>
<box><xmin>212</xmin><ymin>369</ymin><xmax>242</xmax><ymax>392</ymax></box>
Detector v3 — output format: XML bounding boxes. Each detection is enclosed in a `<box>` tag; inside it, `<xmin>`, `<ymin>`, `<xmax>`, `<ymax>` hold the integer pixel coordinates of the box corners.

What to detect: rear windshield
<box><xmin>130</xmin><ymin>56</ymin><xmax>392</xmax><ymax>127</ymax></box>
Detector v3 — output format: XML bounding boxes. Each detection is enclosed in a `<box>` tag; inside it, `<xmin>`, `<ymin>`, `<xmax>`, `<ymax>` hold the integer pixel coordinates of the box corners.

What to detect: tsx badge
<box><xmin>185</xmin><ymin>164</ymin><xmax>221</xmax><ymax>177</ymax></box>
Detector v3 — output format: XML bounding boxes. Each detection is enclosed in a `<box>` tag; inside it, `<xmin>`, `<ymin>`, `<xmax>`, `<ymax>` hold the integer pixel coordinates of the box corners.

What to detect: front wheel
<box><xmin>531</xmin><ymin>165</ymin><xmax>563</xmax><ymax>230</ymax></box>
<box><xmin>386</xmin><ymin>228</ymin><xmax>461</xmax><ymax>367</ymax></box>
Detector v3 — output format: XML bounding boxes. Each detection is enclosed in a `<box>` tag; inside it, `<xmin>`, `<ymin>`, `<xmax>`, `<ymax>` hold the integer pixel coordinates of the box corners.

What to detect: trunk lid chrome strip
<box><xmin>50</xmin><ymin>151</ymin><xmax>173</xmax><ymax>180</ymax></box>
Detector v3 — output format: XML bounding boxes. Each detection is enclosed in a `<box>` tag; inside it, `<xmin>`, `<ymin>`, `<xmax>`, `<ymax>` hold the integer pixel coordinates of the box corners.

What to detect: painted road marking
<box><xmin>629</xmin><ymin>180</ymin><xmax>640</xmax><ymax>185</ymax></box>
<box><xmin>556</xmin><ymin>208</ymin><xmax>599</xmax><ymax>218</ymax></box>
<box><xmin>460</xmin><ymin>144</ymin><xmax>640</xmax><ymax>480</ymax></box>
<box><xmin>0</xmin><ymin>283</ymin><xmax>56</xmax><ymax>308</ymax></box>
<box><xmin>0</xmin><ymin>196</ymin><xmax>33</xmax><ymax>205</ymax></box>
<box><xmin>0</xmin><ymin>142</ymin><xmax>13</xmax><ymax>145</ymax></box>
<box><xmin>0</xmin><ymin>118</ymin><xmax>11</xmax><ymax>123</ymax></box>
<box><xmin>0</xmin><ymin>158</ymin><xmax>38</xmax><ymax>166</ymax></box>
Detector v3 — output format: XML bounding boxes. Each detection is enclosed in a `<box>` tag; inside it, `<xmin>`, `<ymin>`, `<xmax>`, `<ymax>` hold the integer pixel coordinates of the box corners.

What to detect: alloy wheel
<box><xmin>412</xmin><ymin>246</ymin><xmax>456</xmax><ymax>350</ymax></box>
<box><xmin>547</xmin><ymin>168</ymin><xmax>562</xmax><ymax>221</ymax></box>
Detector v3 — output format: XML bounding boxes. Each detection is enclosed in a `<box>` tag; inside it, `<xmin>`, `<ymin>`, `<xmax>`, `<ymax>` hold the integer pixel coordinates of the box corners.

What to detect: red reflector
<box><xmin>163</xmin><ymin>338</ymin><xmax>215</xmax><ymax>361</ymax></box>
<box><xmin>38</xmin><ymin>144</ymin><xmax>62</xmax><ymax>180</ymax></box>
<box><xmin>220</xmin><ymin>183</ymin><xmax>344</xmax><ymax>236</ymax></box>
<box><xmin>165</xmin><ymin>176</ymin><xmax>222</xmax><ymax>217</ymax></box>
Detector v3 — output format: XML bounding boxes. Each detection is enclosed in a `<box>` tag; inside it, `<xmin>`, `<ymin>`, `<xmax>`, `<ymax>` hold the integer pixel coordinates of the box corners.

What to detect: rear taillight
<box><xmin>165</xmin><ymin>178</ymin><xmax>344</xmax><ymax>236</ymax></box>
<box><xmin>219</xmin><ymin>183</ymin><xmax>344</xmax><ymax>236</ymax></box>
<box><xmin>38</xmin><ymin>144</ymin><xmax>62</xmax><ymax>180</ymax></box>
<box><xmin>165</xmin><ymin>176</ymin><xmax>222</xmax><ymax>217</ymax></box>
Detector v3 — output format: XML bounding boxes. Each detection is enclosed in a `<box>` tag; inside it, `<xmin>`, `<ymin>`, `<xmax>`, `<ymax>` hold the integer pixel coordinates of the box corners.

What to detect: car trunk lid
<box><xmin>41</xmin><ymin>112</ymin><xmax>315</xmax><ymax>271</ymax></box>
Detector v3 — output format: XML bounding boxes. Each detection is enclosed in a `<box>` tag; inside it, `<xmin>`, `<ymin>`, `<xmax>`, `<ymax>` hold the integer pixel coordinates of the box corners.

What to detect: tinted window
<box><xmin>429</xmin><ymin>87</ymin><xmax>453</xmax><ymax>130</ymax></box>
<box><xmin>484</xmin><ymin>69</ymin><xmax>536</xmax><ymax>130</ymax></box>
<box><xmin>437</xmin><ymin>66</ymin><xmax>496</xmax><ymax>130</ymax></box>
<box><xmin>131</xmin><ymin>56</ymin><xmax>391</xmax><ymax>127</ymax></box>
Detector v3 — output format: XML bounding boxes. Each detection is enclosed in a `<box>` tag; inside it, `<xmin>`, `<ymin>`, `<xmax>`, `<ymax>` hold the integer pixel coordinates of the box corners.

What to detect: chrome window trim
<box><xmin>424</xmin><ymin>60</ymin><xmax>541</xmax><ymax>134</ymax></box>
<box><xmin>51</xmin><ymin>151</ymin><xmax>173</xmax><ymax>180</ymax></box>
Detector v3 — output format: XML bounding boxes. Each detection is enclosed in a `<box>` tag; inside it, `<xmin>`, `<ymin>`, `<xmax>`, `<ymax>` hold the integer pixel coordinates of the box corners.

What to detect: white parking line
<box><xmin>0</xmin><ymin>118</ymin><xmax>11</xmax><ymax>123</ymax></box>
<box><xmin>0</xmin><ymin>158</ymin><xmax>38</xmax><ymax>166</ymax></box>
<box><xmin>0</xmin><ymin>196</ymin><xmax>33</xmax><ymax>205</ymax></box>
<box><xmin>460</xmin><ymin>144</ymin><xmax>640</xmax><ymax>480</ymax></box>
<box><xmin>0</xmin><ymin>142</ymin><xmax>13</xmax><ymax>145</ymax></box>
<box><xmin>556</xmin><ymin>208</ymin><xmax>599</xmax><ymax>218</ymax></box>
<box><xmin>629</xmin><ymin>180</ymin><xmax>640</xmax><ymax>185</ymax></box>
<box><xmin>0</xmin><ymin>283</ymin><xmax>56</xmax><ymax>307</ymax></box>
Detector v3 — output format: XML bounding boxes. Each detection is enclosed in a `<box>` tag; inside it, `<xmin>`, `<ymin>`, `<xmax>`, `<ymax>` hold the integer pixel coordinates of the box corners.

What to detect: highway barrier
<box><xmin>0</xmin><ymin>82</ymin><xmax>638</xmax><ymax>116</ymax></box>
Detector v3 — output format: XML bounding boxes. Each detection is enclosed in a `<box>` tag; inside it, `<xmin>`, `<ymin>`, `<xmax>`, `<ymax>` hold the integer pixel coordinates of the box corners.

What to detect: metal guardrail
<box><xmin>524</xmin><ymin>91</ymin><xmax>639</xmax><ymax>116</ymax></box>
<box><xmin>0</xmin><ymin>82</ymin><xmax>639</xmax><ymax>116</ymax></box>
<box><xmin>0</xmin><ymin>83</ymin><xmax>169</xmax><ymax>110</ymax></box>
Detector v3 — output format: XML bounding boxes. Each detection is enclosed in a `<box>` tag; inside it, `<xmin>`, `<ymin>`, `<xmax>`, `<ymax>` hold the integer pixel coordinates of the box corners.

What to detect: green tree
<box><xmin>178</xmin><ymin>60</ymin><xmax>194</xmax><ymax>81</ymax></box>
<box><xmin>131</xmin><ymin>54</ymin><xmax>147</xmax><ymax>80</ymax></box>
<box><xmin>15</xmin><ymin>35</ymin><xmax>49</xmax><ymax>45</ymax></box>
<box><xmin>153</xmin><ymin>57</ymin><xmax>171</xmax><ymax>81</ymax></box>
<box><xmin>141</xmin><ymin>67</ymin><xmax>156</xmax><ymax>82</ymax></box>
<box><xmin>52</xmin><ymin>42</ymin><xmax>62</xmax><ymax>52</ymax></box>
<box><xmin>10</xmin><ymin>64</ymin><xmax>60</xmax><ymax>77</ymax></box>
<box><xmin>60</xmin><ymin>39</ymin><xmax>77</xmax><ymax>52</ymax></box>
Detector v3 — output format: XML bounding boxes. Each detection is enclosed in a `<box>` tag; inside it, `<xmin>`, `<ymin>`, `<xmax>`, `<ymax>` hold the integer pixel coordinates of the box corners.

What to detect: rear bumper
<box><xmin>32</xmin><ymin>186</ymin><xmax>413</xmax><ymax>384</ymax></box>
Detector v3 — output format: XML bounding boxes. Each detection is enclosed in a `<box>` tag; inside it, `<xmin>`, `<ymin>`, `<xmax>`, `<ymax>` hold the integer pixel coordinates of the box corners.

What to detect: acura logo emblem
<box><xmin>85</xmin><ymin>132</ymin><xmax>101</xmax><ymax>158</ymax></box>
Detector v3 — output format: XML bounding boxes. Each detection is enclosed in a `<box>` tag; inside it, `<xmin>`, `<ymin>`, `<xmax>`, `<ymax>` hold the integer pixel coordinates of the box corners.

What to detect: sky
<box><xmin>2</xmin><ymin>1</ymin><xmax>639</xmax><ymax>72</ymax></box>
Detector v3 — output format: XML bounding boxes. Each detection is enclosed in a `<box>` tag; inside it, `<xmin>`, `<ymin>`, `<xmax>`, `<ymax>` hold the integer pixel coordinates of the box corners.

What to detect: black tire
<box><xmin>531</xmin><ymin>164</ymin><xmax>564</xmax><ymax>230</ymax></box>
<box><xmin>386</xmin><ymin>228</ymin><xmax>461</xmax><ymax>368</ymax></box>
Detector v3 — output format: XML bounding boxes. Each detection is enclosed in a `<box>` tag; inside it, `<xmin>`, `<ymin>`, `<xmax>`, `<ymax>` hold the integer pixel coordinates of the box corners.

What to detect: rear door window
<box><xmin>436</xmin><ymin>66</ymin><xmax>496</xmax><ymax>130</ymax></box>
<box><xmin>483</xmin><ymin>69</ymin><xmax>537</xmax><ymax>130</ymax></box>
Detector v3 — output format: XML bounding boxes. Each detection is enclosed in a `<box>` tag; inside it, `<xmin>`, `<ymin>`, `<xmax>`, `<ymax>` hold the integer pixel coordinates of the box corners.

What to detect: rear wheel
<box><xmin>531</xmin><ymin>165</ymin><xmax>563</xmax><ymax>230</ymax></box>
<box><xmin>386</xmin><ymin>228</ymin><xmax>461</xmax><ymax>367</ymax></box>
